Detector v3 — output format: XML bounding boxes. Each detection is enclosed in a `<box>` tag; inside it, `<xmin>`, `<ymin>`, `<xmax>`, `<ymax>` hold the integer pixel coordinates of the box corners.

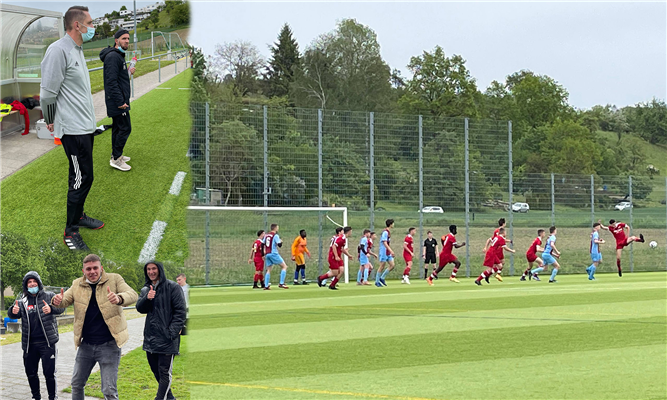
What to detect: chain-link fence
<box><xmin>187</xmin><ymin>102</ymin><xmax>667</xmax><ymax>285</ymax></box>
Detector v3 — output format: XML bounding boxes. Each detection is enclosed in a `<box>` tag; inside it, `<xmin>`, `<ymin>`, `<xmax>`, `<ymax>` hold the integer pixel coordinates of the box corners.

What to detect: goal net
<box><xmin>186</xmin><ymin>206</ymin><xmax>349</xmax><ymax>286</ymax></box>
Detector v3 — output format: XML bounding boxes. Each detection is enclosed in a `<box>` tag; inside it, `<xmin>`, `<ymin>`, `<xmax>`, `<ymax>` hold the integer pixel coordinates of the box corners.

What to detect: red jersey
<box><xmin>368</xmin><ymin>239</ymin><xmax>374</xmax><ymax>250</ymax></box>
<box><xmin>488</xmin><ymin>235</ymin><xmax>506</xmax><ymax>255</ymax></box>
<box><xmin>493</xmin><ymin>228</ymin><xmax>500</xmax><ymax>238</ymax></box>
<box><xmin>252</xmin><ymin>239</ymin><xmax>264</xmax><ymax>262</ymax></box>
<box><xmin>404</xmin><ymin>235</ymin><xmax>414</xmax><ymax>253</ymax></box>
<box><xmin>264</xmin><ymin>232</ymin><xmax>276</xmax><ymax>254</ymax></box>
<box><xmin>440</xmin><ymin>233</ymin><xmax>456</xmax><ymax>256</ymax></box>
<box><xmin>610</xmin><ymin>223</ymin><xmax>627</xmax><ymax>243</ymax></box>
<box><xmin>526</xmin><ymin>237</ymin><xmax>541</xmax><ymax>257</ymax></box>
<box><xmin>328</xmin><ymin>235</ymin><xmax>346</xmax><ymax>263</ymax></box>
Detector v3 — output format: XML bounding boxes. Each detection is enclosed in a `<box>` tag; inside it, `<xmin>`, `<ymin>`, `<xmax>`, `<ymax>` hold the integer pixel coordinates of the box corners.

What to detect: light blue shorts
<box><xmin>542</xmin><ymin>253</ymin><xmax>556</xmax><ymax>266</ymax></box>
<box><xmin>591</xmin><ymin>253</ymin><xmax>602</xmax><ymax>262</ymax></box>
<box><xmin>379</xmin><ymin>253</ymin><xmax>394</xmax><ymax>263</ymax></box>
<box><xmin>265</xmin><ymin>254</ymin><xmax>284</xmax><ymax>266</ymax></box>
<box><xmin>359</xmin><ymin>255</ymin><xmax>370</xmax><ymax>265</ymax></box>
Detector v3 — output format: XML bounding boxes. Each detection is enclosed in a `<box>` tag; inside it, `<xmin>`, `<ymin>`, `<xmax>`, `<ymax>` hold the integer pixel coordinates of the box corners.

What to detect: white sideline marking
<box><xmin>138</xmin><ymin>220</ymin><xmax>167</xmax><ymax>264</ymax></box>
<box><xmin>169</xmin><ymin>171</ymin><xmax>187</xmax><ymax>195</ymax></box>
<box><xmin>155</xmin><ymin>87</ymin><xmax>171</xmax><ymax>90</ymax></box>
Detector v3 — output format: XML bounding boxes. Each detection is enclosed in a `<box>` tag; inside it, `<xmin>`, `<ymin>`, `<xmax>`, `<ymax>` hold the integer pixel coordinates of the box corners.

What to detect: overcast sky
<box><xmin>189</xmin><ymin>0</ymin><xmax>666</xmax><ymax>110</ymax></box>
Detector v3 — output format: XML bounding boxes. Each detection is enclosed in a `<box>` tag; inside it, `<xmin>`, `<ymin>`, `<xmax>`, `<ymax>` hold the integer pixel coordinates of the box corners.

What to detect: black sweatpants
<box><xmin>146</xmin><ymin>351</ymin><xmax>175</xmax><ymax>400</ymax></box>
<box><xmin>111</xmin><ymin>112</ymin><xmax>132</xmax><ymax>160</ymax></box>
<box><xmin>23</xmin><ymin>341</ymin><xmax>57</xmax><ymax>400</ymax></box>
<box><xmin>61</xmin><ymin>134</ymin><xmax>94</xmax><ymax>234</ymax></box>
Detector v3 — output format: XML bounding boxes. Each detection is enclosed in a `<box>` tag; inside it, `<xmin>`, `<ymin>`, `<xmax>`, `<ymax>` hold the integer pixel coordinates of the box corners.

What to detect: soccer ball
<box><xmin>649</xmin><ymin>241</ymin><xmax>658</xmax><ymax>249</ymax></box>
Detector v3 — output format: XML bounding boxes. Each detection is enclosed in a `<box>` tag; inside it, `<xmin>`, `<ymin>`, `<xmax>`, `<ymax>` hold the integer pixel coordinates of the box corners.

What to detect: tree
<box><xmin>170</xmin><ymin>1</ymin><xmax>190</xmax><ymax>26</ymax></box>
<box><xmin>40</xmin><ymin>238</ymin><xmax>85</xmax><ymax>288</ymax></box>
<box><xmin>291</xmin><ymin>19</ymin><xmax>392</xmax><ymax>111</ymax></box>
<box><xmin>98</xmin><ymin>22</ymin><xmax>112</xmax><ymax>39</ymax></box>
<box><xmin>0</xmin><ymin>232</ymin><xmax>46</xmax><ymax>300</ymax></box>
<box><xmin>399</xmin><ymin>46</ymin><xmax>480</xmax><ymax>118</ymax></box>
<box><xmin>120</xmin><ymin>5</ymin><xmax>127</xmax><ymax>11</ymax></box>
<box><xmin>265</xmin><ymin>24</ymin><xmax>301</xmax><ymax>99</ymax></box>
<box><xmin>626</xmin><ymin>99</ymin><xmax>667</xmax><ymax>144</ymax></box>
<box><xmin>211</xmin><ymin>41</ymin><xmax>265</xmax><ymax>96</ymax></box>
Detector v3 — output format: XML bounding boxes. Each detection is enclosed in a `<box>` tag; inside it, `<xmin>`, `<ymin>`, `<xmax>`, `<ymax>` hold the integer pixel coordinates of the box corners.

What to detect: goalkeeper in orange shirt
<box><xmin>292</xmin><ymin>230</ymin><xmax>312</xmax><ymax>285</ymax></box>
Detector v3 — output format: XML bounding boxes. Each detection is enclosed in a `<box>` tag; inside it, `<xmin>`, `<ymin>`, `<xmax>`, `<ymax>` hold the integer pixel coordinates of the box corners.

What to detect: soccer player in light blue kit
<box><xmin>534</xmin><ymin>226</ymin><xmax>561</xmax><ymax>283</ymax></box>
<box><xmin>375</xmin><ymin>219</ymin><xmax>395</xmax><ymax>287</ymax></box>
<box><xmin>357</xmin><ymin>230</ymin><xmax>372</xmax><ymax>285</ymax></box>
<box><xmin>263</xmin><ymin>224</ymin><xmax>290</xmax><ymax>289</ymax></box>
<box><xmin>586</xmin><ymin>223</ymin><xmax>605</xmax><ymax>280</ymax></box>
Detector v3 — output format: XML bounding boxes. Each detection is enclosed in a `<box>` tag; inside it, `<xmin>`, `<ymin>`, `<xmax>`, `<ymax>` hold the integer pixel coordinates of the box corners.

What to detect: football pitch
<box><xmin>185</xmin><ymin>272</ymin><xmax>667</xmax><ymax>400</ymax></box>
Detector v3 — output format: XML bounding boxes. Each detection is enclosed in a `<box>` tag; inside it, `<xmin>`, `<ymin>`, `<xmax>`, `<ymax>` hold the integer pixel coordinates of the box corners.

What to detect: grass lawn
<box><xmin>66</xmin><ymin>342</ymin><xmax>188</xmax><ymax>400</ymax></box>
<box><xmin>88</xmin><ymin>53</ymin><xmax>178</xmax><ymax>95</ymax></box>
<box><xmin>186</xmin><ymin>272</ymin><xmax>667</xmax><ymax>400</ymax></box>
<box><xmin>0</xmin><ymin>70</ymin><xmax>192</xmax><ymax>267</ymax></box>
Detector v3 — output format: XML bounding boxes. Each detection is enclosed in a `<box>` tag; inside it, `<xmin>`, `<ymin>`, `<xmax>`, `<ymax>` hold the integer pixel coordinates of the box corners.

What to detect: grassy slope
<box><xmin>0</xmin><ymin>70</ymin><xmax>192</xmax><ymax>266</ymax></box>
<box><xmin>598</xmin><ymin>130</ymin><xmax>667</xmax><ymax>177</ymax></box>
<box><xmin>186</xmin><ymin>273</ymin><xmax>667</xmax><ymax>400</ymax></box>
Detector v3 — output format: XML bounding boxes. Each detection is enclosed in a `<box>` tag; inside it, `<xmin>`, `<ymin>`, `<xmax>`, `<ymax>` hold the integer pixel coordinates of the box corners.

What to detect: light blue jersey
<box><xmin>590</xmin><ymin>231</ymin><xmax>600</xmax><ymax>254</ymax></box>
<box><xmin>359</xmin><ymin>237</ymin><xmax>369</xmax><ymax>264</ymax></box>
<box><xmin>268</xmin><ymin>233</ymin><xmax>281</xmax><ymax>254</ymax></box>
<box><xmin>379</xmin><ymin>230</ymin><xmax>389</xmax><ymax>256</ymax></box>
<box><xmin>543</xmin><ymin>234</ymin><xmax>556</xmax><ymax>255</ymax></box>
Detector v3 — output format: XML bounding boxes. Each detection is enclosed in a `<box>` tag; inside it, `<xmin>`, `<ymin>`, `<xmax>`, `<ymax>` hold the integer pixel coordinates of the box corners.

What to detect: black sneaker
<box><xmin>79</xmin><ymin>213</ymin><xmax>104</xmax><ymax>230</ymax></box>
<box><xmin>484</xmin><ymin>275</ymin><xmax>490</xmax><ymax>284</ymax></box>
<box><xmin>639</xmin><ymin>234</ymin><xmax>645</xmax><ymax>243</ymax></box>
<box><xmin>301</xmin><ymin>280</ymin><xmax>309</xmax><ymax>285</ymax></box>
<box><xmin>64</xmin><ymin>231</ymin><xmax>90</xmax><ymax>251</ymax></box>
<box><xmin>474</xmin><ymin>280</ymin><xmax>482</xmax><ymax>286</ymax></box>
<box><xmin>317</xmin><ymin>277</ymin><xmax>325</xmax><ymax>287</ymax></box>
<box><xmin>293</xmin><ymin>281</ymin><xmax>300</xmax><ymax>285</ymax></box>
<box><xmin>329</xmin><ymin>285</ymin><xmax>339</xmax><ymax>290</ymax></box>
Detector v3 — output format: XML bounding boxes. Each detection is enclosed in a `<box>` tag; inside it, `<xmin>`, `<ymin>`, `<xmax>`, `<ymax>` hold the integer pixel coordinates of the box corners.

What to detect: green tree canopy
<box><xmin>265</xmin><ymin>23</ymin><xmax>301</xmax><ymax>99</ymax></box>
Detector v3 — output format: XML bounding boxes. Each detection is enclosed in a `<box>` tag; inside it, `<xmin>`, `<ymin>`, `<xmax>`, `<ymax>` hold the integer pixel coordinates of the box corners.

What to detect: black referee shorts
<box><xmin>424</xmin><ymin>253</ymin><xmax>437</xmax><ymax>264</ymax></box>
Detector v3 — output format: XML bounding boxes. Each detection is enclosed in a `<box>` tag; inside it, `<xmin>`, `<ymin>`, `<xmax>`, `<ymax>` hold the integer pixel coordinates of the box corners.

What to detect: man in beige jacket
<box><xmin>52</xmin><ymin>253</ymin><xmax>137</xmax><ymax>400</ymax></box>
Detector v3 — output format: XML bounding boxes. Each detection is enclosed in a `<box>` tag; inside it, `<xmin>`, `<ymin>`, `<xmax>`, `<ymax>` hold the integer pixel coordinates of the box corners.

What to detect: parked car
<box><xmin>511</xmin><ymin>202</ymin><xmax>530</xmax><ymax>213</ymax></box>
<box><xmin>420</xmin><ymin>206</ymin><xmax>444</xmax><ymax>213</ymax></box>
<box><xmin>615</xmin><ymin>201</ymin><xmax>632</xmax><ymax>211</ymax></box>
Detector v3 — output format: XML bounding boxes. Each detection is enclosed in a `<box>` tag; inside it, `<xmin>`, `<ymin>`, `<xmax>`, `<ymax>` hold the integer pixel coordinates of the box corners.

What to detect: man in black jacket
<box><xmin>136</xmin><ymin>261</ymin><xmax>187</xmax><ymax>400</ymax></box>
<box><xmin>7</xmin><ymin>271</ymin><xmax>65</xmax><ymax>400</ymax></box>
<box><xmin>100</xmin><ymin>29</ymin><xmax>134</xmax><ymax>172</ymax></box>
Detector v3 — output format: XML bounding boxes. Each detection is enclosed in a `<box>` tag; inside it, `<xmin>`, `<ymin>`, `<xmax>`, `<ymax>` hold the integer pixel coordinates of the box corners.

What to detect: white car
<box><xmin>512</xmin><ymin>202</ymin><xmax>530</xmax><ymax>213</ymax></box>
<box><xmin>615</xmin><ymin>201</ymin><xmax>632</xmax><ymax>211</ymax></box>
<box><xmin>421</xmin><ymin>206</ymin><xmax>444</xmax><ymax>213</ymax></box>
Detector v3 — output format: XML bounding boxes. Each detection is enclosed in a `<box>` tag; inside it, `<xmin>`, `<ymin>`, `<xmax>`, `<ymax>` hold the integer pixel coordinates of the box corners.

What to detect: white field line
<box><xmin>137</xmin><ymin>171</ymin><xmax>186</xmax><ymax>263</ymax></box>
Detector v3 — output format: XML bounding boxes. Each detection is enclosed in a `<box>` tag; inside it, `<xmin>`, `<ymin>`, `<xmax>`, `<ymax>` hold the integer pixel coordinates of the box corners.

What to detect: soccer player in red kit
<box><xmin>599</xmin><ymin>219</ymin><xmax>645</xmax><ymax>276</ymax></box>
<box><xmin>483</xmin><ymin>218</ymin><xmax>507</xmax><ymax>280</ymax></box>
<box><xmin>521</xmin><ymin>229</ymin><xmax>545</xmax><ymax>281</ymax></box>
<box><xmin>427</xmin><ymin>225</ymin><xmax>466</xmax><ymax>285</ymax></box>
<box><xmin>248</xmin><ymin>230</ymin><xmax>266</xmax><ymax>289</ymax></box>
<box><xmin>475</xmin><ymin>228</ymin><xmax>515</xmax><ymax>285</ymax></box>
<box><xmin>401</xmin><ymin>227</ymin><xmax>416</xmax><ymax>284</ymax></box>
<box><xmin>318</xmin><ymin>226</ymin><xmax>353</xmax><ymax>290</ymax></box>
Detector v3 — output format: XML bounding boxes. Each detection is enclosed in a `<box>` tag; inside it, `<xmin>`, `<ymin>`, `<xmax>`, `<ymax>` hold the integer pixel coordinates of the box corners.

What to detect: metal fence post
<box><xmin>204</xmin><ymin>102</ymin><xmax>210</xmax><ymax>285</ymax></box>
<box><xmin>175</xmin><ymin>53</ymin><xmax>178</xmax><ymax>73</ymax></box>
<box><xmin>263</xmin><ymin>105</ymin><xmax>268</xmax><ymax>231</ymax></box>
<box><xmin>158</xmin><ymin>56</ymin><xmax>161</xmax><ymax>82</ymax></box>
<box><xmin>318</xmin><ymin>109</ymin><xmax>323</xmax><ymax>275</ymax></box>
<box><xmin>369</xmin><ymin>112</ymin><xmax>375</xmax><ymax>231</ymax></box>
<box><xmin>665</xmin><ymin>177</ymin><xmax>667</xmax><ymax>271</ymax></box>
<box><xmin>508</xmin><ymin>121</ymin><xmax>514</xmax><ymax>275</ymax></box>
<box><xmin>131</xmin><ymin>74</ymin><xmax>134</xmax><ymax>98</ymax></box>
<box><xmin>629</xmin><ymin>175</ymin><xmax>634</xmax><ymax>272</ymax></box>
<box><xmin>551</xmin><ymin>173</ymin><xmax>555</xmax><ymax>226</ymax></box>
<box><xmin>464</xmin><ymin>118</ymin><xmax>470</xmax><ymax>278</ymax></box>
<box><xmin>418</xmin><ymin>115</ymin><xmax>424</xmax><ymax>277</ymax></box>
<box><xmin>591</xmin><ymin>174</ymin><xmax>595</xmax><ymax>227</ymax></box>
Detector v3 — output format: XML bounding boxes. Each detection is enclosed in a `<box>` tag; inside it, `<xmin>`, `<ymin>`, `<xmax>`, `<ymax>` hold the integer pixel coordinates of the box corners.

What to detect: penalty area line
<box><xmin>187</xmin><ymin>381</ymin><xmax>441</xmax><ymax>400</ymax></box>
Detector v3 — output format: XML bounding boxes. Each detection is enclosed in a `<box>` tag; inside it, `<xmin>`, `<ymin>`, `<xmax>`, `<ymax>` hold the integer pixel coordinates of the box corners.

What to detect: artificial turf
<box><xmin>186</xmin><ymin>272</ymin><xmax>667</xmax><ymax>399</ymax></box>
<box><xmin>0</xmin><ymin>70</ymin><xmax>192</xmax><ymax>266</ymax></box>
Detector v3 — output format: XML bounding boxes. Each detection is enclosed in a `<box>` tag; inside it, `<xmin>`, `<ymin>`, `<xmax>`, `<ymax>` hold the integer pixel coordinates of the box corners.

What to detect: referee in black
<box><xmin>422</xmin><ymin>231</ymin><xmax>438</xmax><ymax>279</ymax></box>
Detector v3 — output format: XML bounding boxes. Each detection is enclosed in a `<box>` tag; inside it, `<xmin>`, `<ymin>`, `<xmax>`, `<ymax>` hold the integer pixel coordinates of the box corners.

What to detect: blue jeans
<box><xmin>71</xmin><ymin>340</ymin><xmax>121</xmax><ymax>400</ymax></box>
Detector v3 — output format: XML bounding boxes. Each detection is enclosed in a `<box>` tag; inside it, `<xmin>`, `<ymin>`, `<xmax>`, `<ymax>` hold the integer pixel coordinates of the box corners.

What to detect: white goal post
<box><xmin>187</xmin><ymin>206</ymin><xmax>350</xmax><ymax>283</ymax></box>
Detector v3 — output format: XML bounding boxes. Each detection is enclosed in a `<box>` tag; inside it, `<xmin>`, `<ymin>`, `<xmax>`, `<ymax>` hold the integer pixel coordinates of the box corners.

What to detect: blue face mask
<box><xmin>79</xmin><ymin>24</ymin><xmax>95</xmax><ymax>42</ymax></box>
<box><xmin>28</xmin><ymin>286</ymin><xmax>39</xmax><ymax>295</ymax></box>
<box><xmin>118</xmin><ymin>46</ymin><xmax>126</xmax><ymax>54</ymax></box>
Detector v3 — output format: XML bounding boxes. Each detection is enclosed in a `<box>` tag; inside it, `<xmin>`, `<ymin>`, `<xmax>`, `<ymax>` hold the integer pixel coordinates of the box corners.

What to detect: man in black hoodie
<box><xmin>100</xmin><ymin>29</ymin><xmax>134</xmax><ymax>172</ymax></box>
<box><xmin>136</xmin><ymin>261</ymin><xmax>187</xmax><ymax>400</ymax></box>
<box><xmin>7</xmin><ymin>271</ymin><xmax>65</xmax><ymax>400</ymax></box>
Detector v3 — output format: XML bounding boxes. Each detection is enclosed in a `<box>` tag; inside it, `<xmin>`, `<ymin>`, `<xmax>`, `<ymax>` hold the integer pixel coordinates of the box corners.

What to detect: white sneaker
<box><xmin>405</xmin><ymin>276</ymin><xmax>411</xmax><ymax>285</ymax></box>
<box><xmin>110</xmin><ymin>156</ymin><xmax>131</xmax><ymax>171</ymax></box>
<box><xmin>121</xmin><ymin>155</ymin><xmax>131</xmax><ymax>162</ymax></box>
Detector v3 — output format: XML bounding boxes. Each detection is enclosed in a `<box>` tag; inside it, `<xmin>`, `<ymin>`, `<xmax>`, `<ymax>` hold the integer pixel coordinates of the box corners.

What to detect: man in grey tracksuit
<box><xmin>40</xmin><ymin>6</ymin><xmax>104</xmax><ymax>251</ymax></box>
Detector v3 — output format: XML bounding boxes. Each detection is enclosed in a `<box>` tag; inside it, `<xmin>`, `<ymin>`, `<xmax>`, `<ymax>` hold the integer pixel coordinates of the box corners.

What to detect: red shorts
<box><xmin>403</xmin><ymin>252</ymin><xmax>413</xmax><ymax>263</ymax></box>
<box><xmin>483</xmin><ymin>254</ymin><xmax>501</xmax><ymax>268</ymax></box>
<box><xmin>253</xmin><ymin>259</ymin><xmax>264</xmax><ymax>271</ymax></box>
<box><xmin>616</xmin><ymin>239</ymin><xmax>631</xmax><ymax>250</ymax></box>
<box><xmin>526</xmin><ymin>253</ymin><xmax>537</xmax><ymax>263</ymax></box>
<box><xmin>328</xmin><ymin>259</ymin><xmax>343</xmax><ymax>270</ymax></box>
<box><xmin>439</xmin><ymin>253</ymin><xmax>458</xmax><ymax>267</ymax></box>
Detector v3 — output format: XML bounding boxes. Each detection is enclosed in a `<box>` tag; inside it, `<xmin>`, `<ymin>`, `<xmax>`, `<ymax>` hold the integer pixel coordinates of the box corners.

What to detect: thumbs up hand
<box><xmin>42</xmin><ymin>300</ymin><xmax>52</xmax><ymax>314</ymax></box>
<box><xmin>12</xmin><ymin>300</ymin><xmax>19</xmax><ymax>314</ymax></box>
<box><xmin>147</xmin><ymin>285</ymin><xmax>156</xmax><ymax>300</ymax></box>
<box><xmin>52</xmin><ymin>288</ymin><xmax>64</xmax><ymax>306</ymax></box>
<box><xmin>107</xmin><ymin>286</ymin><xmax>120</xmax><ymax>305</ymax></box>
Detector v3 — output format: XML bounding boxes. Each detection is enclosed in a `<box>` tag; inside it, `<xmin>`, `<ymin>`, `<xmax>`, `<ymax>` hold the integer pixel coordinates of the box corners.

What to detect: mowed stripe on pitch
<box><xmin>196</xmin><ymin>344</ymin><xmax>665</xmax><ymax>400</ymax></box>
<box><xmin>186</xmin><ymin>316</ymin><xmax>666</xmax><ymax>383</ymax></box>
<box><xmin>188</xmin><ymin>299</ymin><xmax>665</xmax><ymax>352</ymax></box>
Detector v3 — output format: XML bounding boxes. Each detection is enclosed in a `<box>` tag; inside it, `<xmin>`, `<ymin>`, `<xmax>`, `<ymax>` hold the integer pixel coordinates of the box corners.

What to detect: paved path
<box><xmin>0</xmin><ymin>316</ymin><xmax>145</xmax><ymax>400</ymax></box>
<box><xmin>1</xmin><ymin>58</ymin><xmax>189</xmax><ymax>181</ymax></box>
